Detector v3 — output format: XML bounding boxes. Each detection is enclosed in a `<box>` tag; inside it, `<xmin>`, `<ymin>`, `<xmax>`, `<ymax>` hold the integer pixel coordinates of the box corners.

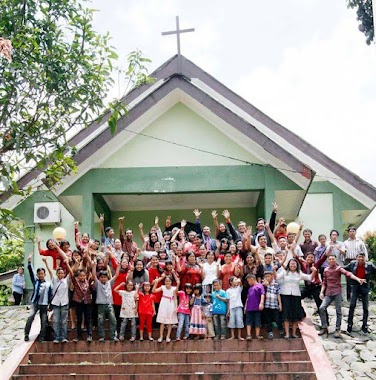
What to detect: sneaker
<box><xmin>268</xmin><ymin>332</ymin><xmax>274</xmax><ymax>340</ymax></box>
<box><xmin>347</xmin><ymin>325</ymin><xmax>352</xmax><ymax>334</ymax></box>
<box><xmin>53</xmin><ymin>340</ymin><xmax>59</xmax><ymax>344</ymax></box>
<box><xmin>360</xmin><ymin>328</ymin><xmax>371</xmax><ymax>335</ymax></box>
<box><xmin>112</xmin><ymin>337</ymin><xmax>119</xmax><ymax>342</ymax></box>
<box><xmin>87</xmin><ymin>336</ymin><xmax>93</xmax><ymax>342</ymax></box>
<box><xmin>334</xmin><ymin>329</ymin><xmax>341</xmax><ymax>338</ymax></box>
<box><xmin>62</xmin><ymin>339</ymin><xmax>68</xmax><ymax>343</ymax></box>
<box><xmin>317</xmin><ymin>328</ymin><xmax>328</xmax><ymax>336</ymax></box>
<box><xmin>24</xmin><ymin>335</ymin><xmax>29</xmax><ymax>342</ymax></box>
<box><xmin>157</xmin><ymin>337</ymin><xmax>163</xmax><ymax>343</ymax></box>
<box><xmin>98</xmin><ymin>338</ymin><xmax>105</xmax><ymax>342</ymax></box>
<box><xmin>246</xmin><ymin>335</ymin><xmax>252</xmax><ymax>341</ymax></box>
<box><xmin>73</xmin><ymin>338</ymin><xmax>79</xmax><ymax>343</ymax></box>
<box><xmin>129</xmin><ymin>337</ymin><xmax>135</xmax><ymax>342</ymax></box>
<box><xmin>119</xmin><ymin>336</ymin><xmax>125</xmax><ymax>341</ymax></box>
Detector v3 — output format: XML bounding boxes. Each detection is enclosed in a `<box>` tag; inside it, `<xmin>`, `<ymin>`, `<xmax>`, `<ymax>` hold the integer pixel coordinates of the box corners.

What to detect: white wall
<box><xmin>99</xmin><ymin>102</ymin><xmax>262</xmax><ymax>168</ymax></box>
<box><xmin>298</xmin><ymin>193</ymin><xmax>334</xmax><ymax>241</ymax></box>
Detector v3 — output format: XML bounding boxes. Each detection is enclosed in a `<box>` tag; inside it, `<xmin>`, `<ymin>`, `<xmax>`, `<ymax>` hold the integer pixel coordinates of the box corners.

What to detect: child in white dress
<box><xmin>152</xmin><ymin>274</ymin><xmax>179</xmax><ymax>342</ymax></box>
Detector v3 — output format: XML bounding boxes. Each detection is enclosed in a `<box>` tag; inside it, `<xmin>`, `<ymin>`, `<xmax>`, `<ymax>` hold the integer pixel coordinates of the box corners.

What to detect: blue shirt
<box><xmin>212</xmin><ymin>289</ymin><xmax>228</xmax><ymax>315</ymax></box>
<box><xmin>12</xmin><ymin>273</ymin><xmax>25</xmax><ymax>295</ymax></box>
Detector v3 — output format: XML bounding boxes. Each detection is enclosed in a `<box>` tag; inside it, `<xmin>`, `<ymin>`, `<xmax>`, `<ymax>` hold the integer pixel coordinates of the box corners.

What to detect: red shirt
<box><xmin>355</xmin><ymin>265</ymin><xmax>366</xmax><ymax>280</ymax></box>
<box><xmin>138</xmin><ymin>292</ymin><xmax>155</xmax><ymax>315</ymax></box>
<box><xmin>111</xmin><ymin>257</ymin><xmax>128</xmax><ymax>306</ymax></box>
<box><xmin>148</xmin><ymin>267</ymin><xmax>163</xmax><ymax>303</ymax></box>
<box><xmin>179</xmin><ymin>264</ymin><xmax>201</xmax><ymax>290</ymax></box>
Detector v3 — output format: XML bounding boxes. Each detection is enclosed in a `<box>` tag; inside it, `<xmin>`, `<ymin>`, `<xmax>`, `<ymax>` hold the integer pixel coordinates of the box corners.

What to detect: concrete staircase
<box><xmin>12</xmin><ymin>333</ymin><xmax>316</xmax><ymax>380</ymax></box>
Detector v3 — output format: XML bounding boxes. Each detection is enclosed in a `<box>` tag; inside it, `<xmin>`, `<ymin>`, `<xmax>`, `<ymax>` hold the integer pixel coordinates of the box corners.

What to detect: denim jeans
<box><xmin>348</xmin><ymin>284</ymin><xmax>369</xmax><ymax>329</ymax></box>
<box><xmin>176</xmin><ymin>313</ymin><xmax>190</xmax><ymax>339</ymax></box>
<box><xmin>120</xmin><ymin>317</ymin><xmax>136</xmax><ymax>338</ymax></box>
<box><xmin>319</xmin><ymin>294</ymin><xmax>342</xmax><ymax>329</ymax></box>
<box><xmin>24</xmin><ymin>303</ymin><xmax>48</xmax><ymax>341</ymax></box>
<box><xmin>98</xmin><ymin>304</ymin><xmax>117</xmax><ymax>340</ymax></box>
<box><xmin>213</xmin><ymin>314</ymin><xmax>227</xmax><ymax>338</ymax></box>
<box><xmin>52</xmin><ymin>304</ymin><xmax>69</xmax><ymax>341</ymax></box>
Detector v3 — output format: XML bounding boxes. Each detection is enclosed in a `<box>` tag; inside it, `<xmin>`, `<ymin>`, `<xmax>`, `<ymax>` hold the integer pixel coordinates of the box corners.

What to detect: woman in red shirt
<box><xmin>176</xmin><ymin>252</ymin><xmax>202</xmax><ymax>290</ymax></box>
<box><xmin>220</xmin><ymin>252</ymin><xmax>241</xmax><ymax>291</ymax></box>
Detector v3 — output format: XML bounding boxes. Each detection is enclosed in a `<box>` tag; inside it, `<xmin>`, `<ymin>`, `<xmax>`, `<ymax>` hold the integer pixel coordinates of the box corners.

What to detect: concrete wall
<box><xmin>99</xmin><ymin>102</ymin><xmax>262</xmax><ymax>168</ymax></box>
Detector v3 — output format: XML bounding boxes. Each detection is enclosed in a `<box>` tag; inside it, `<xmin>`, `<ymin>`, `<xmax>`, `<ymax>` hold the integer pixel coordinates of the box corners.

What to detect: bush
<box><xmin>0</xmin><ymin>238</ymin><xmax>24</xmax><ymax>273</ymax></box>
<box><xmin>0</xmin><ymin>284</ymin><xmax>12</xmax><ymax>306</ymax></box>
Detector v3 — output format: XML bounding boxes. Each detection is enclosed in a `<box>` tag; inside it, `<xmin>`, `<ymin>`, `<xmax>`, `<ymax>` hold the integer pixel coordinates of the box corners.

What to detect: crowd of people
<box><xmin>21</xmin><ymin>204</ymin><xmax>374</xmax><ymax>343</ymax></box>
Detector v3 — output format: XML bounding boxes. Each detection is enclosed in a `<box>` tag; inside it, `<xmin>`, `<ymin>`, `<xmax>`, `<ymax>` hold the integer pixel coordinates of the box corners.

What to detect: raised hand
<box><xmin>27</xmin><ymin>254</ymin><xmax>33</xmax><ymax>263</ymax></box>
<box><xmin>272</xmin><ymin>202</ymin><xmax>278</xmax><ymax>212</ymax></box>
<box><xmin>99</xmin><ymin>214</ymin><xmax>104</xmax><ymax>222</ymax></box>
<box><xmin>193</xmin><ymin>209</ymin><xmax>201</xmax><ymax>218</ymax></box>
<box><xmin>246</xmin><ymin>226</ymin><xmax>252</xmax><ymax>236</ymax></box>
<box><xmin>41</xmin><ymin>256</ymin><xmax>47</xmax><ymax>262</ymax></box>
<box><xmin>222</xmin><ymin>209</ymin><xmax>230</xmax><ymax>219</ymax></box>
<box><xmin>119</xmin><ymin>216</ymin><xmax>124</xmax><ymax>222</ymax></box>
<box><xmin>138</xmin><ymin>223</ymin><xmax>143</xmax><ymax>229</ymax></box>
<box><xmin>155</xmin><ymin>216</ymin><xmax>159</xmax><ymax>225</ymax></box>
<box><xmin>211</xmin><ymin>210</ymin><xmax>218</xmax><ymax>219</ymax></box>
<box><xmin>74</xmin><ymin>221</ymin><xmax>79</xmax><ymax>227</ymax></box>
<box><xmin>180</xmin><ymin>219</ymin><xmax>187</xmax><ymax>229</ymax></box>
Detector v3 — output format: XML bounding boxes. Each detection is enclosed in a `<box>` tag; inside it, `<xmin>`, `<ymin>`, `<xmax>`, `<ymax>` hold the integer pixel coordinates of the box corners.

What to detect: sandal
<box><xmin>157</xmin><ymin>337</ymin><xmax>163</xmax><ymax>343</ymax></box>
<box><xmin>166</xmin><ymin>338</ymin><xmax>171</xmax><ymax>343</ymax></box>
<box><xmin>257</xmin><ymin>335</ymin><xmax>264</xmax><ymax>340</ymax></box>
<box><xmin>246</xmin><ymin>335</ymin><xmax>252</xmax><ymax>340</ymax></box>
<box><xmin>149</xmin><ymin>337</ymin><xmax>154</xmax><ymax>341</ymax></box>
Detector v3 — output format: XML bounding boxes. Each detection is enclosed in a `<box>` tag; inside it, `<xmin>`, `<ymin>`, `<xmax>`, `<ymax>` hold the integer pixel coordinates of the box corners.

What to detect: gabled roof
<box><xmin>2</xmin><ymin>54</ymin><xmax>376</xmax><ymax>211</ymax></box>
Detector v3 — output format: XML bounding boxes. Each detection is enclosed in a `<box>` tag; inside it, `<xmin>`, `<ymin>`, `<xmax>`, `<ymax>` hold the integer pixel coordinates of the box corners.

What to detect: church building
<box><xmin>3</xmin><ymin>53</ymin><xmax>376</xmax><ymax>271</ymax></box>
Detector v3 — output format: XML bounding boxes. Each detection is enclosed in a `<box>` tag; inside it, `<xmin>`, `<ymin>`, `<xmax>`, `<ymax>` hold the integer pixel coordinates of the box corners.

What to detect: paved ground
<box><xmin>304</xmin><ymin>298</ymin><xmax>376</xmax><ymax>380</ymax></box>
<box><xmin>0</xmin><ymin>306</ymin><xmax>30</xmax><ymax>365</ymax></box>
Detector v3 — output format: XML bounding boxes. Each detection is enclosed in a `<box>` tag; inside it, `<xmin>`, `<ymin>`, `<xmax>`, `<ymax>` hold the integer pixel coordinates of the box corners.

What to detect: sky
<box><xmin>90</xmin><ymin>0</ymin><xmax>376</xmax><ymax>236</ymax></box>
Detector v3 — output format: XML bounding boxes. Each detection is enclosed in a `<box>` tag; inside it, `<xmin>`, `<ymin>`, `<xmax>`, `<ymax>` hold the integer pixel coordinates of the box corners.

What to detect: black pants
<box><xmin>263</xmin><ymin>308</ymin><xmax>280</xmax><ymax>333</ymax></box>
<box><xmin>344</xmin><ymin>259</ymin><xmax>353</xmax><ymax>301</ymax></box>
<box><xmin>76</xmin><ymin>302</ymin><xmax>91</xmax><ymax>338</ymax></box>
<box><xmin>13</xmin><ymin>291</ymin><xmax>23</xmax><ymax>305</ymax></box>
<box><xmin>347</xmin><ymin>284</ymin><xmax>369</xmax><ymax>329</ymax></box>
<box><xmin>113</xmin><ymin>304</ymin><xmax>122</xmax><ymax>333</ymax></box>
<box><xmin>25</xmin><ymin>304</ymin><xmax>48</xmax><ymax>341</ymax></box>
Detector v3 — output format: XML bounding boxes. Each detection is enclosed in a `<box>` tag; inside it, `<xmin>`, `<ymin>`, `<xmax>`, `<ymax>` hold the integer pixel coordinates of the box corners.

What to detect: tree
<box><xmin>347</xmin><ymin>0</ymin><xmax>374</xmax><ymax>45</ymax></box>
<box><xmin>0</xmin><ymin>0</ymin><xmax>151</xmax><ymax>237</ymax></box>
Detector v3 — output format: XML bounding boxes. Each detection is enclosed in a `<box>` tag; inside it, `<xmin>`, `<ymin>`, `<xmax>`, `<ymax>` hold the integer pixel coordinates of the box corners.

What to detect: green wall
<box><xmin>110</xmin><ymin>208</ymin><xmax>256</xmax><ymax>247</ymax></box>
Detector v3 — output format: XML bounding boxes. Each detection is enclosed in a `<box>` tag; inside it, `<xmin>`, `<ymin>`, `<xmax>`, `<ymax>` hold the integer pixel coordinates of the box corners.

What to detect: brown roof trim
<box><xmin>70</xmin><ymin>75</ymin><xmax>314</xmax><ymax>185</ymax></box>
<box><xmin>176</xmin><ymin>56</ymin><xmax>376</xmax><ymax>202</ymax></box>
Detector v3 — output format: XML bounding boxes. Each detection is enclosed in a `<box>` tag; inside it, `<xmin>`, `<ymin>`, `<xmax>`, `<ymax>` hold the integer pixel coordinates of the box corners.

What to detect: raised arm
<box><xmin>119</xmin><ymin>216</ymin><xmax>124</xmax><ymax>240</ymax></box>
<box><xmin>194</xmin><ymin>209</ymin><xmax>202</xmax><ymax>235</ymax></box>
<box><xmin>294</xmin><ymin>222</ymin><xmax>304</xmax><ymax>244</ymax></box>
<box><xmin>74</xmin><ymin>221</ymin><xmax>81</xmax><ymax>248</ymax></box>
<box><xmin>223</xmin><ymin>209</ymin><xmax>241</xmax><ymax>241</ymax></box>
<box><xmin>138</xmin><ymin>223</ymin><xmax>145</xmax><ymax>243</ymax></box>
<box><xmin>212</xmin><ymin>210</ymin><xmax>220</xmax><ymax>236</ymax></box>
<box><xmin>99</xmin><ymin>214</ymin><xmax>105</xmax><ymax>238</ymax></box>
<box><xmin>152</xmin><ymin>276</ymin><xmax>164</xmax><ymax>293</ymax></box>
<box><xmin>265</xmin><ymin>223</ymin><xmax>276</xmax><ymax>244</ymax></box>
<box><xmin>91</xmin><ymin>260</ymin><xmax>98</xmax><ymax>283</ymax></box>
<box><xmin>41</xmin><ymin>256</ymin><xmax>53</xmax><ymax>278</ymax></box>
<box><xmin>114</xmin><ymin>281</ymin><xmax>125</xmax><ymax>293</ymax></box>
<box><xmin>269</xmin><ymin>202</ymin><xmax>278</xmax><ymax>232</ymax></box>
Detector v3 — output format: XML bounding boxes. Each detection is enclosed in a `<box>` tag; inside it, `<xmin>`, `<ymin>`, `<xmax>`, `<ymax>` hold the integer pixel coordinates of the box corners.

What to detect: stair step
<box><xmin>33</xmin><ymin>338</ymin><xmax>305</xmax><ymax>352</ymax></box>
<box><xmin>28</xmin><ymin>350</ymin><xmax>310</xmax><ymax>364</ymax></box>
<box><xmin>19</xmin><ymin>362</ymin><xmax>314</xmax><ymax>375</ymax></box>
<box><xmin>13</xmin><ymin>372</ymin><xmax>318</xmax><ymax>380</ymax></box>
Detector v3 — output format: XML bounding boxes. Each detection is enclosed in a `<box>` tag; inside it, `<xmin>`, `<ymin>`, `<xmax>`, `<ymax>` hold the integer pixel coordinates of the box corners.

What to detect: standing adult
<box><xmin>318</xmin><ymin>254</ymin><xmax>364</xmax><ymax>338</ymax></box>
<box><xmin>299</xmin><ymin>229</ymin><xmax>318</xmax><ymax>258</ymax></box>
<box><xmin>344</xmin><ymin>253</ymin><xmax>376</xmax><ymax>335</ymax></box>
<box><xmin>251</xmin><ymin>202</ymin><xmax>278</xmax><ymax>247</ymax></box>
<box><xmin>12</xmin><ymin>267</ymin><xmax>25</xmax><ymax>305</ymax></box>
<box><xmin>343</xmin><ymin>226</ymin><xmax>368</xmax><ymax>301</ymax></box>
<box><xmin>119</xmin><ymin>216</ymin><xmax>138</xmax><ymax>258</ymax></box>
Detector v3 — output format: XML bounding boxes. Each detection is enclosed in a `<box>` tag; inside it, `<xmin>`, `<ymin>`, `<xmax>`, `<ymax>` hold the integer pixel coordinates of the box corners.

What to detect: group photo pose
<box><xmin>24</xmin><ymin>206</ymin><xmax>371</xmax><ymax>343</ymax></box>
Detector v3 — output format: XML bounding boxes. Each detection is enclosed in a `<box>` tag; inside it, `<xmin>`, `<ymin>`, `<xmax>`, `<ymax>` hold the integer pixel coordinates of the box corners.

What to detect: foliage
<box><xmin>0</xmin><ymin>0</ymin><xmax>152</xmax><ymax>238</ymax></box>
<box><xmin>0</xmin><ymin>234</ymin><xmax>25</xmax><ymax>273</ymax></box>
<box><xmin>363</xmin><ymin>231</ymin><xmax>376</xmax><ymax>300</ymax></box>
<box><xmin>0</xmin><ymin>284</ymin><xmax>12</xmax><ymax>306</ymax></box>
<box><xmin>347</xmin><ymin>0</ymin><xmax>374</xmax><ymax>45</ymax></box>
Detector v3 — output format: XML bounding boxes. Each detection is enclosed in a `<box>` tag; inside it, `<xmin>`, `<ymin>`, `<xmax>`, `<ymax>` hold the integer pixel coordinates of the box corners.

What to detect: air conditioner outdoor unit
<box><xmin>34</xmin><ymin>202</ymin><xmax>61</xmax><ymax>224</ymax></box>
